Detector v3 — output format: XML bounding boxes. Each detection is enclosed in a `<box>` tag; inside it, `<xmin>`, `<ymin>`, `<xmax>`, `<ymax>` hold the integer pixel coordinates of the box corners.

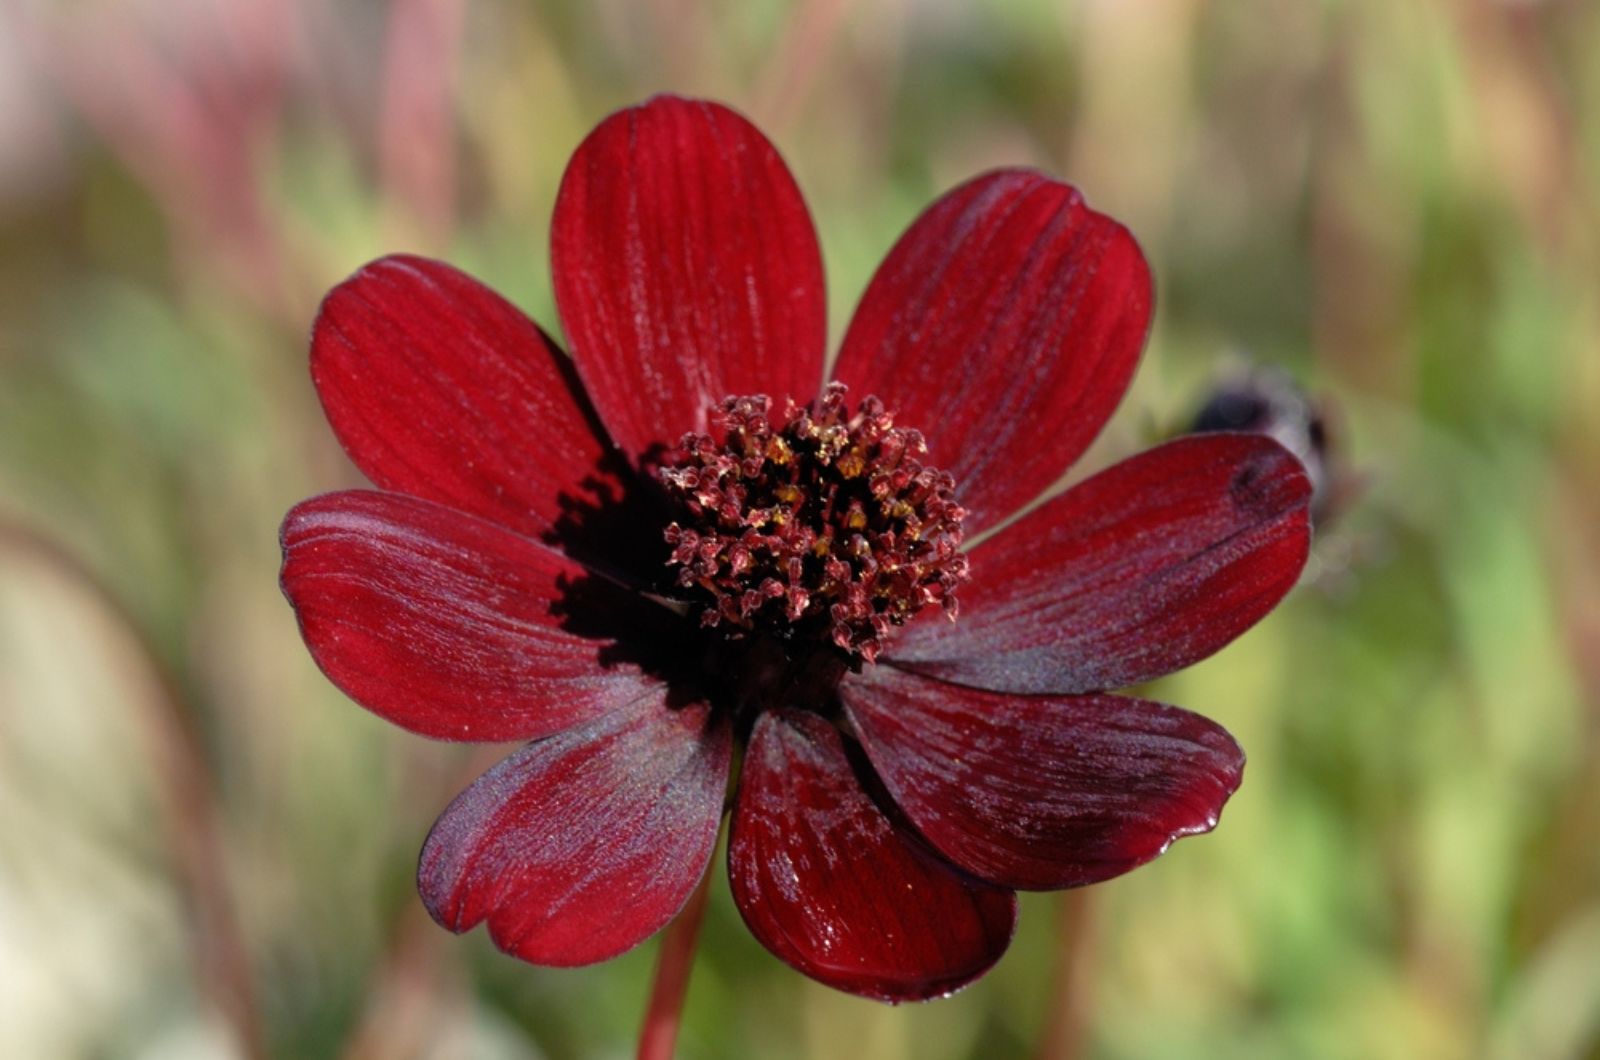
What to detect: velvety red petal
<box><xmin>551</xmin><ymin>95</ymin><xmax>827</xmax><ymax>464</ymax></box>
<box><xmin>311</xmin><ymin>254</ymin><xmax>625</xmax><ymax>541</ymax></box>
<box><xmin>418</xmin><ymin>692</ymin><xmax>730</xmax><ymax>966</ymax></box>
<box><xmin>832</xmin><ymin>169</ymin><xmax>1153</xmax><ymax>534</ymax></box>
<box><xmin>841</xmin><ymin>664</ymin><xmax>1244</xmax><ymax>891</ymax></box>
<box><xmin>280</xmin><ymin>490</ymin><xmax>688</xmax><ymax>743</ymax></box>
<box><xmin>889</xmin><ymin>434</ymin><xmax>1312</xmax><ymax>694</ymax></box>
<box><xmin>727</xmin><ymin>709</ymin><xmax>1016</xmax><ymax>1002</ymax></box>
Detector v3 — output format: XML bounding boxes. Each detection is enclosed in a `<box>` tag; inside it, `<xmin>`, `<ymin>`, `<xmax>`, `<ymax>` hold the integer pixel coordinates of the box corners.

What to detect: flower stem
<box><xmin>636</xmin><ymin>868</ymin><xmax>713</xmax><ymax>1060</ymax></box>
<box><xmin>1034</xmin><ymin>888</ymin><xmax>1097</xmax><ymax>1060</ymax></box>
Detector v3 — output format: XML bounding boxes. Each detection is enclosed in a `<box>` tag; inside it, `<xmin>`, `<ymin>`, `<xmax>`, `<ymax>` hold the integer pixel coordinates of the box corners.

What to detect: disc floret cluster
<box><xmin>659</xmin><ymin>383</ymin><xmax>968</xmax><ymax>663</ymax></box>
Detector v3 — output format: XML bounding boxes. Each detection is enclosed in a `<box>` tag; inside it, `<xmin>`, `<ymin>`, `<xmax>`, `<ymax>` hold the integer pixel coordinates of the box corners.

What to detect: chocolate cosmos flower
<box><xmin>280</xmin><ymin>96</ymin><xmax>1312</xmax><ymax>1002</ymax></box>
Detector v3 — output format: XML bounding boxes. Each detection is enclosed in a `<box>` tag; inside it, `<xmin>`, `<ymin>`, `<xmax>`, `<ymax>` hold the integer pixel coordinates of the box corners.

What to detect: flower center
<box><xmin>658</xmin><ymin>383</ymin><xmax>968</xmax><ymax>663</ymax></box>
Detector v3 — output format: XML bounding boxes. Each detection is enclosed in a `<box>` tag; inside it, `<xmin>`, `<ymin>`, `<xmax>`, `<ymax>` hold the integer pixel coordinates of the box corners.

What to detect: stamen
<box><xmin>658</xmin><ymin>383</ymin><xmax>968</xmax><ymax>662</ymax></box>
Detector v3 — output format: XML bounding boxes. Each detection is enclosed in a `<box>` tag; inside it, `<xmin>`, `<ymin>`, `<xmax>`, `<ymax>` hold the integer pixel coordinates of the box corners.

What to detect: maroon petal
<box><xmin>832</xmin><ymin>169</ymin><xmax>1153</xmax><ymax>534</ymax></box>
<box><xmin>419</xmin><ymin>692</ymin><xmax>730</xmax><ymax>966</ymax></box>
<box><xmin>551</xmin><ymin>95</ymin><xmax>827</xmax><ymax>464</ymax></box>
<box><xmin>727</xmin><ymin>709</ymin><xmax>1016</xmax><ymax>1002</ymax></box>
<box><xmin>280</xmin><ymin>490</ymin><xmax>686</xmax><ymax>743</ymax></box>
<box><xmin>311</xmin><ymin>254</ymin><xmax>624</xmax><ymax>541</ymax></box>
<box><xmin>841</xmin><ymin>664</ymin><xmax>1244</xmax><ymax>891</ymax></box>
<box><xmin>889</xmin><ymin>434</ymin><xmax>1312</xmax><ymax>694</ymax></box>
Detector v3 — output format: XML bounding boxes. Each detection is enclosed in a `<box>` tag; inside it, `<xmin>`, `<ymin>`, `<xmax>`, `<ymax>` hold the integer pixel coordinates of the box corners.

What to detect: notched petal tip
<box><xmin>1222</xmin><ymin>432</ymin><xmax>1316</xmax><ymax>524</ymax></box>
<box><xmin>888</xmin><ymin>432</ymin><xmax>1315</xmax><ymax>695</ymax></box>
<box><xmin>842</xmin><ymin>666</ymin><xmax>1248</xmax><ymax>892</ymax></box>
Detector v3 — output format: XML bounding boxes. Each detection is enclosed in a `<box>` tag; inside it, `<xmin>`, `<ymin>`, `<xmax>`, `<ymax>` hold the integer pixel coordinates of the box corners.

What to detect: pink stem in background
<box><xmin>338</xmin><ymin>743</ymin><xmax>511</xmax><ymax>1060</ymax></box>
<box><xmin>642</xmin><ymin>0</ymin><xmax>707</xmax><ymax>93</ymax></box>
<box><xmin>636</xmin><ymin>868</ymin><xmax>714</xmax><ymax>1060</ymax></box>
<box><xmin>22</xmin><ymin>0</ymin><xmax>297</xmax><ymax>322</ymax></box>
<box><xmin>1447</xmin><ymin>1</ymin><xmax>1592</xmax><ymax>271</ymax></box>
<box><xmin>755</xmin><ymin>0</ymin><xmax>853</xmax><ymax>134</ymax></box>
<box><xmin>339</xmin><ymin>900</ymin><xmax>453</xmax><ymax>1060</ymax></box>
<box><xmin>0</xmin><ymin>521</ymin><xmax>265</xmax><ymax>1060</ymax></box>
<box><xmin>1034</xmin><ymin>888</ymin><xmax>1097</xmax><ymax>1060</ymax></box>
<box><xmin>379</xmin><ymin>0</ymin><xmax>467</xmax><ymax>250</ymax></box>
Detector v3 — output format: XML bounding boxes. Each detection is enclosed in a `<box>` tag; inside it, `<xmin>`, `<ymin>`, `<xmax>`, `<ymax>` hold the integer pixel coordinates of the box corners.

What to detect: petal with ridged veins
<box><xmin>280</xmin><ymin>490</ymin><xmax>689</xmax><ymax>742</ymax></box>
<box><xmin>728</xmin><ymin>709</ymin><xmax>1016</xmax><ymax>1001</ymax></box>
<box><xmin>889</xmin><ymin>434</ymin><xmax>1311</xmax><ymax>694</ymax></box>
<box><xmin>841</xmin><ymin>664</ymin><xmax>1244</xmax><ymax>891</ymax></box>
<box><xmin>418</xmin><ymin>691</ymin><xmax>730</xmax><ymax>965</ymax></box>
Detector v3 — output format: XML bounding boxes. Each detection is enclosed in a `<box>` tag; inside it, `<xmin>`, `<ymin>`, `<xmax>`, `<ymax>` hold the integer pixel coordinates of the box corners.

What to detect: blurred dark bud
<box><xmin>1188</xmin><ymin>366</ymin><xmax>1352</xmax><ymax>528</ymax></box>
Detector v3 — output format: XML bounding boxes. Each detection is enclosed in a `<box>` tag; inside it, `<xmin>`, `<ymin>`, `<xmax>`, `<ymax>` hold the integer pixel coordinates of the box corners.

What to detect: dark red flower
<box><xmin>280</xmin><ymin>96</ymin><xmax>1311</xmax><ymax>1002</ymax></box>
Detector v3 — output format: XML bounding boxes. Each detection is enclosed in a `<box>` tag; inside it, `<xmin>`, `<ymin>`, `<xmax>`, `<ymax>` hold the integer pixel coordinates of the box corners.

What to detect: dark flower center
<box><xmin>658</xmin><ymin>383</ymin><xmax>968</xmax><ymax>664</ymax></box>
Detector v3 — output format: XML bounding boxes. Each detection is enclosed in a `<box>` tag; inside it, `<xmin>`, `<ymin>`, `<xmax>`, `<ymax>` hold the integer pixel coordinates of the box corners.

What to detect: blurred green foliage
<box><xmin>1</xmin><ymin>1</ymin><xmax>1597</xmax><ymax>1058</ymax></box>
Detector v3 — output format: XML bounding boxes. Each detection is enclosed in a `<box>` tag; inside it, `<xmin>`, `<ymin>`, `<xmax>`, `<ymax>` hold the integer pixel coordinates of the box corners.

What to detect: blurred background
<box><xmin>1</xmin><ymin>0</ymin><xmax>1597</xmax><ymax>1057</ymax></box>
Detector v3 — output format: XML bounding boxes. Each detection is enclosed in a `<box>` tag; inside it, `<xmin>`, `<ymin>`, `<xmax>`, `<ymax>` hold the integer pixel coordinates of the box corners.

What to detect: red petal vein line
<box><xmin>280</xmin><ymin>490</ymin><xmax>683</xmax><ymax>743</ymax></box>
<box><xmin>727</xmin><ymin>709</ymin><xmax>1016</xmax><ymax>1002</ymax></box>
<box><xmin>832</xmin><ymin>169</ymin><xmax>1153</xmax><ymax>535</ymax></box>
<box><xmin>841</xmin><ymin>664</ymin><xmax>1245</xmax><ymax>890</ymax></box>
<box><xmin>419</xmin><ymin>692</ymin><xmax>730</xmax><ymax>966</ymax></box>
<box><xmin>888</xmin><ymin>433</ymin><xmax>1312</xmax><ymax>693</ymax></box>
<box><xmin>552</xmin><ymin>95</ymin><xmax>827</xmax><ymax>465</ymax></box>
<box><xmin>311</xmin><ymin>254</ymin><xmax>621</xmax><ymax>540</ymax></box>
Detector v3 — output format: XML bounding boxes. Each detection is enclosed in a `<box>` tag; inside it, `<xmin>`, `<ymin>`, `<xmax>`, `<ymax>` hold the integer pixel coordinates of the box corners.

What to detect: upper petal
<box><xmin>840</xmin><ymin>664</ymin><xmax>1244</xmax><ymax>891</ymax></box>
<box><xmin>727</xmin><ymin>709</ymin><xmax>1017</xmax><ymax>1002</ymax></box>
<box><xmin>888</xmin><ymin>434</ymin><xmax>1312</xmax><ymax>694</ymax></box>
<box><xmin>280</xmin><ymin>490</ymin><xmax>689</xmax><ymax>742</ymax></box>
<box><xmin>311</xmin><ymin>255</ymin><xmax>625</xmax><ymax>542</ymax></box>
<box><xmin>418</xmin><ymin>691</ymin><xmax>730</xmax><ymax>966</ymax></box>
<box><xmin>551</xmin><ymin>95</ymin><xmax>827</xmax><ymax>464</ymax></box>
<box><xmin>832</xmin><ymin>169</ymin><xmax>1153</xmax><ymax>534</ymax></box>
